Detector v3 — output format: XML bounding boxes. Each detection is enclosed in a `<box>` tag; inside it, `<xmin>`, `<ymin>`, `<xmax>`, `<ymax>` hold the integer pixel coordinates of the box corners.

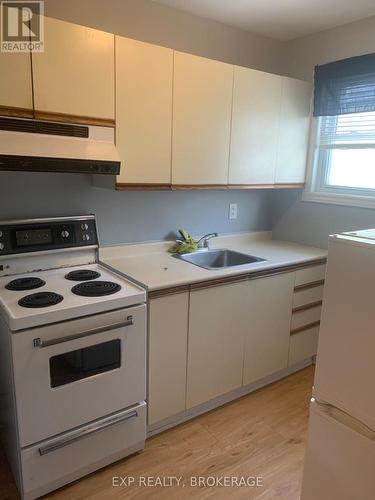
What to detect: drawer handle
<box><xmin>290</xmin><ymin>320</ymin><xmax>320</xmax><ymax>335</ymax></box>
<box><xmin>294</xmin><ymin>280</ymin><xmax>324</xmax><ymax>291</ymax></box>
<box><xmin>292</xmin><ymin>300</ymin><xmax>322</xmax><ymax>313</ymax></box>
<box><xmin>38</xmin><ymin>408</ymin><xmax>138</xmax><ymax>456</ymax></box>
<box><xmin>33</xmin><ymin>316</ymin><xmax>134</xmax><ymax>348</ymax></box>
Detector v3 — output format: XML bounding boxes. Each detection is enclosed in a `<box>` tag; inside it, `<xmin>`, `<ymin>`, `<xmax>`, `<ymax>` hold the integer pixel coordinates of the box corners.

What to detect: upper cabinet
<box><xmin>275</xmin><ymin>77</ymin><xmax>311</xmax><ymax>184</ymax></box>
<box><xmin>229</xmin><ymin>66</ymin><xmax>282</xmax><ymax>185</ymax></box>
<box><xmin>32</xmin><ymin>17</ymin><xmax>115</xmax><ymax>123</ymax></box>
<box><xmin>171</xmin><ymin>52</ymin><xmax>233</xmax><ymax>186</ymax></box>
<box><xmin>0</xmin><ymin>52</ymin><xmax>33</xmax><ymax>117</ymax></box>
<box><xmin>116</xmin><ymin>37</ymin><xmax>173</xmax><ymax>186</ymax></box>
<box><xmin>0</xmin><ymin>16</ymin><xmax>311</xmax><ymax>188</ymax></box>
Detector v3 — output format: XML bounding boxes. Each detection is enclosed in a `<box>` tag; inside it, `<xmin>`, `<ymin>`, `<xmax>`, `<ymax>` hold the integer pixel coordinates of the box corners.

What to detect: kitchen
<box><xmin>0</xmin><ymin>0</ymin><xmax>374</xmax><ymax>499</ymax></box>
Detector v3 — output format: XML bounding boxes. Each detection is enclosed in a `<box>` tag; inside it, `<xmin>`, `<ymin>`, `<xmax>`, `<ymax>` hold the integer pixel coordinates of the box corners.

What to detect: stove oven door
<box><xmin>11</xmin><ymin>304</ymin><xmax>146</xmax><ymax>447</ymax></box>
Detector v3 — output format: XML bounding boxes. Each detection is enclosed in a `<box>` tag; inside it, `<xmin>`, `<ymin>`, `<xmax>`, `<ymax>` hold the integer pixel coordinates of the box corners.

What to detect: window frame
<box><xmin>303</xmin><ymin>115</ymin><xmax>375</xmax><ymax>209</ymax></box>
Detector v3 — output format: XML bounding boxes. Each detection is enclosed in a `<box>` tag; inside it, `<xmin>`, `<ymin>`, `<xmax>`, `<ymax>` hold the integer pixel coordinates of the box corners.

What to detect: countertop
<box><xmin>99</xmin><ymin>232</ymin><xmax>327</xmax><ymax>292</ymax></box>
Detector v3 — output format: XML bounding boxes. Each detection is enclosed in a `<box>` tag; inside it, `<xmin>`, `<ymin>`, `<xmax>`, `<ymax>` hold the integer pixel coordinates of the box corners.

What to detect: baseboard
<box><xmin>147</xmin><ymin>358</ymin><xmax>313</xmax><ymax>437</ymax></box>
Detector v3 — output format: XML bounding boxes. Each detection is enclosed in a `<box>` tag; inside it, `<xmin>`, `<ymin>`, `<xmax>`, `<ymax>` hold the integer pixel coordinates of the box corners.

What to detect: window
<box><xmin>304</xmin><ymin>53</ymin><xmax>375</xmax><ymax>208</ymax></box>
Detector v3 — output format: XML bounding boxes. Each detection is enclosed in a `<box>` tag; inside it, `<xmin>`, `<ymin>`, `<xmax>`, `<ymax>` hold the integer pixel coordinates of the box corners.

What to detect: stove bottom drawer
<box><xmin>21</xmin><ymin>402</ymin><xmax>146</xmax><ymax>500</ymax></box>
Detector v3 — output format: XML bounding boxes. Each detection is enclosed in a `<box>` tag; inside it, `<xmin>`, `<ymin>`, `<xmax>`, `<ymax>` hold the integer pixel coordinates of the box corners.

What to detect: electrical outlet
<box><xmin>229</xmin><ymin>203</ymin><xmax>237</xmax><ymax>220</ymax></box>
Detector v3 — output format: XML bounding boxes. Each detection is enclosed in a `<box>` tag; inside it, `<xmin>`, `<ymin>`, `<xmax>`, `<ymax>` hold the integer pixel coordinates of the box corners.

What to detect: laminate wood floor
<box><xmin>0</xmin><ymin>366</ymin><xmax>314</xmax><ymax>500</ymax></box>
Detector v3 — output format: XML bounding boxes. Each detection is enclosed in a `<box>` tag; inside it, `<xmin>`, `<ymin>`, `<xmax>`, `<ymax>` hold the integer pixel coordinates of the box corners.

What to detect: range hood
<box><xmin>0</xmin><ymin>117</ymin><xmax>120</xmax><ymax>174</ymax></box>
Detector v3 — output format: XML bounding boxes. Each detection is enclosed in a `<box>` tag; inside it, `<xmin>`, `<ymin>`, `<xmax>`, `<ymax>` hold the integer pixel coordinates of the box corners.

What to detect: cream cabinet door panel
<box><xmin>0</xmin><ymin>52</ymin><xmax>33</xmax><ymax>112</ymax></box>
<box><xmin>172</xmin><ymin>52</ymin><xmax>233</xmax><ymax>185</ymax></box>
<box><xmin>288</xmin><ymin>326</ymin><xmax>319</xmax><ymax>366</ymax></box>
<box><xmin>116</xmin><ymin>37</ymin><xmax>173</xmax><ymax>184</ymax></box>
<box><xmin>229</xmin><ymin>66</ymin><xmax>282</xmax><ymax>185</ymax></box>
<box><xmin>33</xmin><ymin>17</ymin><xmax>114</xmax><ymax>120</ymax></box>
<box><xmin>148</xmin><ymin>293</ymin><xmax>188</xmax><ymax>425</ymax></box>
<box><xmin>275</xmin><ymin>77</ymin><xmax>311</xmax><ymax>184</ymax></box>
<box><xmin>187</xmin><ymin>282</ymin><xmax>247</xmax><ymax>408</ymax></box>
<box><xmin>243</xmin><ymin>273</ymin><xmax>295</xmax><ymax>385</ymax></box>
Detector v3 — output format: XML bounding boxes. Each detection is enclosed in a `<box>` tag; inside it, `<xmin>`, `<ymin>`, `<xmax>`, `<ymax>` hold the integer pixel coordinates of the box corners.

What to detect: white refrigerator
<box><xmin>301</xmin><ymin>229</ymin><xmax>375</xmax><ymax>500</ymax></box>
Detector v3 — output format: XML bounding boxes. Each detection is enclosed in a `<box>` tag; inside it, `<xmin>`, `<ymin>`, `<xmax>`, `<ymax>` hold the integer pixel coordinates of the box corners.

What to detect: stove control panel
<box><xmin>0</xmin><ymin>216</ymin><xmax>98</xmax><ymax>256</ymax></box>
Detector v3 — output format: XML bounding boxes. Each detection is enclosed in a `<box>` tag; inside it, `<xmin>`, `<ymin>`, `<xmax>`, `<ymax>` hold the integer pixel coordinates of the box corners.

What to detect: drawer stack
<box><xmin>288</xmin><ymin>264</ymin><xmax>326</xmax><ymax>365</ymax></box>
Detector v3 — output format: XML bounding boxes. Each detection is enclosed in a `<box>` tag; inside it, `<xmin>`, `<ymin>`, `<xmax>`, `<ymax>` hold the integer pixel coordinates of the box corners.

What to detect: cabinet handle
<box><xmin>33</xmin><ymin>316</ymin><xmax>133</xmax><ymax>348</ymax></box>
<box><xmin>38</xmin><ymin>408</ymin><xmax>138</xmax><ymax>456</ymax></box>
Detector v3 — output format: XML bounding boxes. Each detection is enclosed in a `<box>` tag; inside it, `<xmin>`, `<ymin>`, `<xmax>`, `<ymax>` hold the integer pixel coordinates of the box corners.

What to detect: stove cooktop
<box><xmin>0</xmin><ymin>264</ymin><xmax>146</xmax><ymax>331</ymax></box>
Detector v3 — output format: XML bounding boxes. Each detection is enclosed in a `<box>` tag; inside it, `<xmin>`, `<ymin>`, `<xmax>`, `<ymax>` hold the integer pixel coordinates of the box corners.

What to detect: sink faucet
<box><xmin>197</xmin><ymin>232</ymin><xmax>218</xmax><ymax>249</ymax></box>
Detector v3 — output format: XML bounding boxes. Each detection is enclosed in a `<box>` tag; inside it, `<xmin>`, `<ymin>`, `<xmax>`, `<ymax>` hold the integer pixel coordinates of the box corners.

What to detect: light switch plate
<box><xmin>229</xmin><ymin>203</ymin><xmax>237</xmax><ymax>220</ymax></box>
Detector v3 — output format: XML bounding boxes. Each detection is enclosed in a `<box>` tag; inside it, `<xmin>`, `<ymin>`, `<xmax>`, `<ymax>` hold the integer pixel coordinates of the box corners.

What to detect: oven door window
<box><xmin>49</xmin><ymin>339</ymin><xmax>121</xmax><ymax>388</ymax></box>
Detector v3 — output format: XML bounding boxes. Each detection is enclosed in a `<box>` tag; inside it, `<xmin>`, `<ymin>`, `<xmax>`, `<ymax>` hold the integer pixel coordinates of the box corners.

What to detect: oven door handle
<box><xmin>38</xmin><ymin>408</ymin><xmax>139</xmax><ymax>456</ymax></box>
<box><xmin>33</xmin><ymin>315</ymin><xmax>134</xmax><ymax>348</ymax></box>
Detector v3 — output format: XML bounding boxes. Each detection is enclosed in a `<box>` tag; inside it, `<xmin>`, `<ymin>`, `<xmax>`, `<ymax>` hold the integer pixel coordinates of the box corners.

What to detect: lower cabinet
<box><xmin>148</xmin><ymin>292</ymin><xmax>189</xmax><ymax>425</ymax></box>
<box><xmin>288</xmin><ymin>325</ymin><xmax>320</xmax><ymax>366</ymax></box>
<box><xmin>147</xmin><ymin>263</ymin><xmax>325</xmax><ymax>429</ymax></box>
<box><xmin>243</xmin><ymin>273</ymin><xmax>295</xmax><ymax>385</ymax></box>
<box><xmin>186</xmin><ymin>281</ymin><xmax>249</xmax><ymax>408</ymax></box>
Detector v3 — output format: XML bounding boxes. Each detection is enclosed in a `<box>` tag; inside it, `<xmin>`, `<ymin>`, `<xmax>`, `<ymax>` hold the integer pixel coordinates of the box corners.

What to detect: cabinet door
<box><xmin>187</xmin><ymin>281</ymin><xmax>248</xmax><ymax>408</ymax></box>
<box><xmin>229</xmin><ymin>66</ymin><xmax>282</xmax><ymax>185</ymax></box>
<box><xmin>275</xmin><ymin>77</ymin><xmax>311</xmax><ymax>184</ymax></box>
<box><xmin>172</xmin><ymin>52</ymin><xmax>233</xmax><ymax>185</ymax></box>
<box><xmin>116</xmin><ymin>37</ymin><xmax>173</xmax><ymax>185</ymax></box>
<box><xmin>148</xmin><ymin>293</ymin><xmax>188</xmax><ymax>425</ymax></box>
<box><xmin>243</xmin><ymin>273</ymin><xmax>294</xmax><ymax>385</ymax></box>
<box><xmin>0</xmin><ymin>52</ymin><xmax>33</xmax><ymax>116</ymax></box>
<box><xmin>32</xmin><ymin>17</ymin><xmax>114</xmax><ymax>122</ymax></box>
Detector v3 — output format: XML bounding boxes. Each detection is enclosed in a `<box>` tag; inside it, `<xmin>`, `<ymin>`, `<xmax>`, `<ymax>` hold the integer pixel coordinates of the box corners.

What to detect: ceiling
<box><xmin>152</xmin><ymin>0</ymin><xmax>375</xmax><ymax>40</ymax></box>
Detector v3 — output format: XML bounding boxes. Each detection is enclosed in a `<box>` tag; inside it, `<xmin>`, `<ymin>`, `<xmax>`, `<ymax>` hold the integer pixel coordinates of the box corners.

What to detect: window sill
<box><xmin>302</xmin><ymin>191</ymin><xmax>375</xmax><ymax>209</ymax></box>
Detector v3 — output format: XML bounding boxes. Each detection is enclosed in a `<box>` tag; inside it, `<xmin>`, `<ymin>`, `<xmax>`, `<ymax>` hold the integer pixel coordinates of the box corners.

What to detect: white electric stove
<box><xmin>0</xmin><ymin>215</ymin><xmax>147</xmax><ymax>500</ymax></box>
<box><xmin>0</xmin><ymin>262</ymin><xmax>145</xmax><ymax>330</ymax></box>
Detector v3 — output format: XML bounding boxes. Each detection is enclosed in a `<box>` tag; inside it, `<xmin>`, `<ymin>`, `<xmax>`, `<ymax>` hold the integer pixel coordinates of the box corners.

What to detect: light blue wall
<box><xmin>272</xmin><ymin>189</ymin><xmax>375</xmax><ymax>249</ymax></box>
<box><xmin>0</xmin><ymin>172</ymin><xmax>273</xmax><ymax>245</ymax></box>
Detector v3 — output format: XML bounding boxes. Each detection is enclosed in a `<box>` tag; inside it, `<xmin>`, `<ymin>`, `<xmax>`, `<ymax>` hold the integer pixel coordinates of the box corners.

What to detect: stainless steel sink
<box><xmin>174</xmin><ymin>249</ymin><xmax>266</xmax><ymax>270</ymax></box>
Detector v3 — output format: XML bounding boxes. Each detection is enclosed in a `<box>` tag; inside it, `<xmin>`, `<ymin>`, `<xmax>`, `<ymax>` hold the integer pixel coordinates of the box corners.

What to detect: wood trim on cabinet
<box><xmin>0</xmin><ymin>105</ymin><xmax>34</xmax><ymax>119</ymax></box>
<box><xmin>274</xmin><ymin>183</ymin><xmax>305</xmax><ymax>189</ymax></box>
<box><xmin>147</xmin><ymin>259</ymin><xmax>327</xmax><ymax>297</ymax></box>
<box><xmin>114</xmin><ymin>183</ymin><xmax>306</xmax><ymax>191</ymax></box>
<box><xmin>292</xmin><ymin>300</ymin><xmax>323</xmax><ymax>313</ymax></box>
<box><xmin>290</xmin><ymin>320</ymin><xmax>321</xmax><ymax>335</ymax></box>
<box><xmin>116</xmin><ymin>183</ymin><xmax>172</xmax><ymax>191</ymax></box>
<box><xmin>34</xmin><ymin>110</ymin><xmax>115</xmax><ymax>127</ymax></box>
<box><xmin>190</xmin><ymin>272</ymin><xmax>250</xmax><ymax>291</ymax></box>
<box><xmin>172</xmin><ymin>184</ymin><xmax>228</xmax><ymax>190</ymax></box>
<box><xmin>228</xmin><ymin>183</ymin><xmax>305</xmax><ymax>190</ymax></box>
<box><xmin>149</xmin><ymin>285</ymin><xmax>190</xmax><ymax>299</ymax></box>
<box><xmin>294</xmin><ymin>279</ymin><xmax>325</xmax><ymax>292</ymax></box>
<box><xmin>190</xmin><ymin>259</ymin><xmax>327</xmax><ymax>292</ymax></box>
<box><xmin>173</xmin><ymin>184</ymin><xmax>305</xmax><ymax>190</ymax></box>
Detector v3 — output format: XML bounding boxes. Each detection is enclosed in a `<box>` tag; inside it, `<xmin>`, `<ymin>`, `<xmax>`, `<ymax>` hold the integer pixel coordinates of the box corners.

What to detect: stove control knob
<box><xmin>0</xmin><ymin>243</ymin><xmax>4</xmax><ymax>250</ymax></box>
<box><xmin>81</xmin><ymin>223</ymin><xmax>89</xmax><ymax>231</ymax></box>
<box><xmin>0</xmin><ymin>231</ymin><xmax>3</xmax><ymax>237</ymax></box>
<box><xmin>61</xmin><ymin>230</ymin><xmax>69</xmax><ymax>238</ymax></box>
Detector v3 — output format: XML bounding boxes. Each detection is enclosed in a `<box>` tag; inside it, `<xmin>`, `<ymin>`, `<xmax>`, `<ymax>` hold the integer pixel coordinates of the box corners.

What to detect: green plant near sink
<box><xmin>168</xmin><ymin>229</ymin><xmax>198</xmax><ymax>254</ymax></box>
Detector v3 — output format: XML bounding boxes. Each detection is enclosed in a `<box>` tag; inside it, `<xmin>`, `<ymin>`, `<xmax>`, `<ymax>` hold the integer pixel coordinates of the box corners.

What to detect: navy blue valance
<box><xmin>313</xmin><ymin>53</ymin><xmax>375</xmax><ymax>117</ymax></box>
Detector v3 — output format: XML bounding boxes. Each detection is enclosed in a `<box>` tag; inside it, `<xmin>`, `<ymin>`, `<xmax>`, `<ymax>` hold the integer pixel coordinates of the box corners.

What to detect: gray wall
<box><xmin>284</xmin><ymin>15</ymin><xmax>375</xmax><ymax>81</ymax></box>
<box><xmin>0</xmin><ymin>172</ymin><xmax>273</xmax><ymax>245</ymax></box>
<box><xmin>272</xmin><ymin>190</ymin><xmax>375</xmax><ymax>249</ymax></box>
<box><xmin>272</xmin><ymin>16</ymin><xmax>375</xmax><ymax>248</ymax></box>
